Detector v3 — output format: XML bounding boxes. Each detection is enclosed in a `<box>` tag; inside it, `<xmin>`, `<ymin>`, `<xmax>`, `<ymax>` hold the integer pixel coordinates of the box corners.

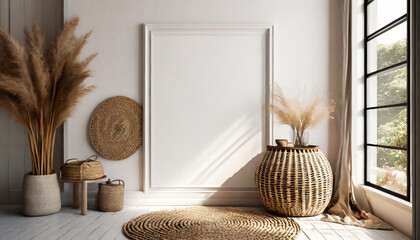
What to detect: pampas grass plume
<box><xmin>271</xmin><ymin>83</ymin><xmax>335</xmax><ymax>145</ymax></box>
<box><xmin>0</xmin><ymin>17</ymin><xmax>96</xmax><ymax>175</ymax></box>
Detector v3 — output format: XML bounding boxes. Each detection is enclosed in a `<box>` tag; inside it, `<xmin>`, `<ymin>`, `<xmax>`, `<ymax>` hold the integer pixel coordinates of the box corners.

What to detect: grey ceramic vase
<box><xmin>22</xmin><ymin>172</ymin><xmax>61</xmax><ymax>216</ymax></box>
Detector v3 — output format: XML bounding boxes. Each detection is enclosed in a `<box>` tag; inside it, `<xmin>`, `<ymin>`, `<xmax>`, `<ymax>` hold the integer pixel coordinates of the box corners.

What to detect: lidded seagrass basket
<box><xmin>61</xmin><ymin>155</ymin><xmax>104</xmax><ymax>180</ymax></box>
<box><xmin>255</xmin><ymin>144</ymin><xmax>333</xmax><ymax>217</ymax></box>
<box><xmin>98</xmin><ymin>179</ymin><xmax>124</xmax><ymax>212</ymax></box>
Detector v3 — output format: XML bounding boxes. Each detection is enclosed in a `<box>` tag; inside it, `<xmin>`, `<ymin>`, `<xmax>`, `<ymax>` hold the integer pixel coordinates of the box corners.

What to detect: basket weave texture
<box><xmin>89</xmin><ymin>96</ymin><xmax>143</xmax><ymax>160</ymax></box>
<box><xmin>255</xmin><ymin>145</ymin><xmax>333</xmax><ymax>217</ymax></box>
<box><xmin>98</xmin><ymin>179</ymin><xmax>124</xmax><ymax>212</ymax></box>
<box><xmin>123</xmin><ymin>207</ymin><xmax>301</xmax><ymax>240</ymax></box>
<box><xmin>61</xmin><ymin>155</ymin><xmax>104</xmax><ymax>180</ymax></box>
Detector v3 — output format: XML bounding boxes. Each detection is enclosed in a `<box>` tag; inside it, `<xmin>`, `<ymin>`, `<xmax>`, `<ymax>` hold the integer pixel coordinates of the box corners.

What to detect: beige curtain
<box><xmin>321</xmin><ymin>0</ymin><xmax>391</xmax><ymax>230</ymax></box>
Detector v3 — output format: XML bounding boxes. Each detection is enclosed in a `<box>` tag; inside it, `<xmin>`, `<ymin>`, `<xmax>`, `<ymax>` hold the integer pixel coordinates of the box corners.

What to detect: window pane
<box><xmin>367</xmin><ymin>146</ymin><xmax>407</xmax><ymax>196</ymax></box>
<box><xmin>367</xmin><ymin>65</ymin><xmax>407</xmax><ymax>107</ymax></box>
<box><xmin>367</xmin><ymin>106</ymin><xmax>407</xmax><ymax>147</ymax></box>
<box><xmin>367</xmin><ymin>0</ymin><xmax>407</xmax><ymax>35</ymax></box>
<box><xmin>367</xmin><ymin>22</ymin><xmax>407</xmax><ymax>73</ymax></box>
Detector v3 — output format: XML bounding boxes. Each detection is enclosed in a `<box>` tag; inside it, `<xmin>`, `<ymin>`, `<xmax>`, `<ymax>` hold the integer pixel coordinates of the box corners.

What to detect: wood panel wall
<box><xmin>0</xmin><ymin>0</ymin><xmax>63</xmax><ymax>204</ymax></box>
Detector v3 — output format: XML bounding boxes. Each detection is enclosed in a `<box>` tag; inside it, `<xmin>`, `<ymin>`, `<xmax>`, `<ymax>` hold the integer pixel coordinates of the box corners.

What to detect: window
<box><xmin>364</xmin><ymin>0</ymin><xmax>410</xmax><ymax>200</ymax></box>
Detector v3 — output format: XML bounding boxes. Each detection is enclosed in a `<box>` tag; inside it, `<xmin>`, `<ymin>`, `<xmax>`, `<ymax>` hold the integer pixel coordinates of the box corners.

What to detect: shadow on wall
<box><xmin>201</xmin><ymin>0</ymin><xmax>344</xmax><ymax>207</ymax></box>
<box><xmin>189</xmin><ymin>117</ymin><xmax>260</xmax><ymax>187</ymax></box>
<box><xmin>202</xmin><ymin>152</ymin><xmax>264</xmax><ymax>206</ymax></box>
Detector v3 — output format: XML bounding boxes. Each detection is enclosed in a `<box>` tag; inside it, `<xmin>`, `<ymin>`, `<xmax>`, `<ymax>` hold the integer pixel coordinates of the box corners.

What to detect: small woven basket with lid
<box><xmin>98</xmin><ymin>179</ymin><xmax>124</xmax><ymax>212</ymax></box>
<box><xmin>255</xmin><ymin>144</ymin><xmax>333</xmax><ymax>217</ymax></box>
<box><xmin>61</xmin><ymin>155</ymin><xmax>104</xmax><ymax>180</ymax></box>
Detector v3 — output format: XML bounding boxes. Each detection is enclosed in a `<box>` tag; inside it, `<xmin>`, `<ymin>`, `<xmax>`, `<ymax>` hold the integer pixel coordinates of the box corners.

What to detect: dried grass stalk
<box><xmin>271</xmin><ymin>83</ymin><xmax>335</xmax><ymax>146</ymax></box>
<box><xmin>0</xmin><ymin>17</ymin><xmax>96</xmax><ymax>175</ymax></box>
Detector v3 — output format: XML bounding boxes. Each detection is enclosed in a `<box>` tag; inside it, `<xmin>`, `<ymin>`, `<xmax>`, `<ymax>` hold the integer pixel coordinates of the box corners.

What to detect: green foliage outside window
<box><xmin>373</xmin><ymin>39</ymin><xmax>408</xmax><ymax>195</ymax></box>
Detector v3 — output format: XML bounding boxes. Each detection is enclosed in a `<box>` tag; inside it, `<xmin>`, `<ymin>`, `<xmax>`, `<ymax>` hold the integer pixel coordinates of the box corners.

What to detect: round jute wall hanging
<box><xmin>89</xmin><ymin>96</ymin><xmax>142</xmax><ymax>160</ymax></box>
<box><xmin>123</xmin><ymin>207</ymin><xmax>301</xmax><ymax>240</ymax></box>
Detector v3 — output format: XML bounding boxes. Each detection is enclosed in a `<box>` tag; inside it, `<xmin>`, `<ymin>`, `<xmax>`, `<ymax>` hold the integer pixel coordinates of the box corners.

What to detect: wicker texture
<box><xmin>98</xmin><ymin>179</ymin><xmax>124</xmax><ymax>212</ymax></box>
<box><xmin>61</xmin><ymin>155</ymin><xmax>104</xmax><ymax>180</ymax></box>
<box><xmin>89</xmin><ymin>96</ymin><xmax>143</xmax><ymax>160</ymax></box>
<box><xmin>255</xmin><ymin>145</ymin><xmax>333</xmax><ymax>217</ymax></box>
<box><xmin>123</xmin><ymin>207</ymin><xmax>301</xmax><ymax>240</ymax></box>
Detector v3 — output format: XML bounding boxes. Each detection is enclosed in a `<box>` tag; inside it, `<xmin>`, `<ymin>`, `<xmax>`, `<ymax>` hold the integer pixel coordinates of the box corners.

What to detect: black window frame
<box><xmin>363</xmin><ymin>0</ymin><xmax>411</xmax><ymax>201</ymax></box>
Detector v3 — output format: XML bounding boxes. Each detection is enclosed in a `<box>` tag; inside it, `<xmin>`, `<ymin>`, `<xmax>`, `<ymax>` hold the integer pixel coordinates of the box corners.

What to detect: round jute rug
<box><xmin>89</xmin><ymin>96</ymin><xmax>142</xmax><ymax>160</ymax></box>
<box><xmin>123</xmin><ymin>207</ymin><xmax>301</xmax><ymax>240</ymax></box>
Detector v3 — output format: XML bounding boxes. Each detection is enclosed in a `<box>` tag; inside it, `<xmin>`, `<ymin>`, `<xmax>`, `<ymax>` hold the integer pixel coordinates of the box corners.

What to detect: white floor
<box><xmin>293</xmin><ymin>215</ymin><xmax>409</xmax><ymax>240</ymax></box>
<box><xmin>0</xmin><ymin>206</ymin><xmax>410</xmax><ymax>240</ymax></box>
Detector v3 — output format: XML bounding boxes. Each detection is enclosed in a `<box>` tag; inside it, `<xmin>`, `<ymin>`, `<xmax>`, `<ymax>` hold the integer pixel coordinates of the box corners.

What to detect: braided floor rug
<box><xmin>123</xmin><ymin>207</ymin><xmax>301</xmax><ymax>240</ymax></box>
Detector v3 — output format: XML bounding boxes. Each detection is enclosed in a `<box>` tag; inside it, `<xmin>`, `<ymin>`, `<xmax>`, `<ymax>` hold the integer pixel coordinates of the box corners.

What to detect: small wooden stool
<box><xmin>61</xmin><ymin>176</ymin><xmax>106</xmax><ymax>215</ymax></box>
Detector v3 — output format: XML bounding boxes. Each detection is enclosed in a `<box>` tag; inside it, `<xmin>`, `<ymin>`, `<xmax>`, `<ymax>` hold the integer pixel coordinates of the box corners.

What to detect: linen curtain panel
<box><xmin>321</xmin><ymin>0</ymin><xmax>391</xmax><ymax>229</ymax></box>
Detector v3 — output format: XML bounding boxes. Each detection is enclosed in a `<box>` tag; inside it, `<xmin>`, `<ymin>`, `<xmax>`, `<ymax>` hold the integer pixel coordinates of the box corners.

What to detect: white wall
<box><xmin>64</xmin><ymin>0</ymin><xmax>343</xmax><ymax>204</ymax></box>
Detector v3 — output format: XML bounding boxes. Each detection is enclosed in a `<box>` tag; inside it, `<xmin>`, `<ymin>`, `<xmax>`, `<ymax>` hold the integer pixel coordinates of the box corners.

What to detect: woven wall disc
<box><xmin>89</xmin><ymin>96</ymin><xmax>142</xmax><ymax>160</ymax></box>
<box><xmin>123</xmin><ymin>207</ymin><xmax>301</xmax><ymax>240</ymax></box>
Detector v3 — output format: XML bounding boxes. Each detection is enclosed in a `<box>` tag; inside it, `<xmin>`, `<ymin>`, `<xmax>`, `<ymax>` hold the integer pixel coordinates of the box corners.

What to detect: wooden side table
<box><xmin>60</xmin><ymin>176</ymin><xmax>106</xmax><ymax>215</ymax></box>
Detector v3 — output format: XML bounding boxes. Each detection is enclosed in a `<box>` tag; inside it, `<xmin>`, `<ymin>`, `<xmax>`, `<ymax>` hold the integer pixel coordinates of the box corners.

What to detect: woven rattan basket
<box><xmin>61</xmin><ymin>155</ymin><xmax>104</xmax><ymax>180</ymax></box>
<box><xmin>98</xmin><ymin>179</ymin><xmax>124</xmax><ymax>212</ymax></box>
<box><xmin>255</xmin><ymin>145</ymin><xmax>333</xmax><ymax>217</ymax></box>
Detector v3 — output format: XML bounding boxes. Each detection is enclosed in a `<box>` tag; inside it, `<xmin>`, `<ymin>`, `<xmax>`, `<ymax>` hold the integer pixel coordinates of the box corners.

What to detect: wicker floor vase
<box><xmin>255</xmin><ymin>145</ymin><xmax>333</xmax><ymax>217</ymax></box>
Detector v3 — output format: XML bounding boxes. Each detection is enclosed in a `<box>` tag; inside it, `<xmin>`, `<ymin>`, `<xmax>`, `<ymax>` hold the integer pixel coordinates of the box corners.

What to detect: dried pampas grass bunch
<box><xmin>271</xmin><ymin>83</ymin><xmax>335</xmax><ymax>146</ymax></box>
<box><xmin>0</xmin><ymin>17</ymin><xmax>97</xmax><ymax>175</ymax></box>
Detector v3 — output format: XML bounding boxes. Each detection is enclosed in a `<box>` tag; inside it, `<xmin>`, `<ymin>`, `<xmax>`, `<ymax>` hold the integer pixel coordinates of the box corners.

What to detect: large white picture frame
<box><xmin>143</xmin><ymin>24</ymin><xmax>273</xmax><ymax>202</ymax></box>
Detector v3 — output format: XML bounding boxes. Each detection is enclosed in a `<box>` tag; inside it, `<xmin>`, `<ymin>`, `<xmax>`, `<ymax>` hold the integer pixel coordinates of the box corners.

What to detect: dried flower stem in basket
<box><xmin>270</xmin><ymin>83</ymin><xmax>335</xmax><ymax>146</ymax></box>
